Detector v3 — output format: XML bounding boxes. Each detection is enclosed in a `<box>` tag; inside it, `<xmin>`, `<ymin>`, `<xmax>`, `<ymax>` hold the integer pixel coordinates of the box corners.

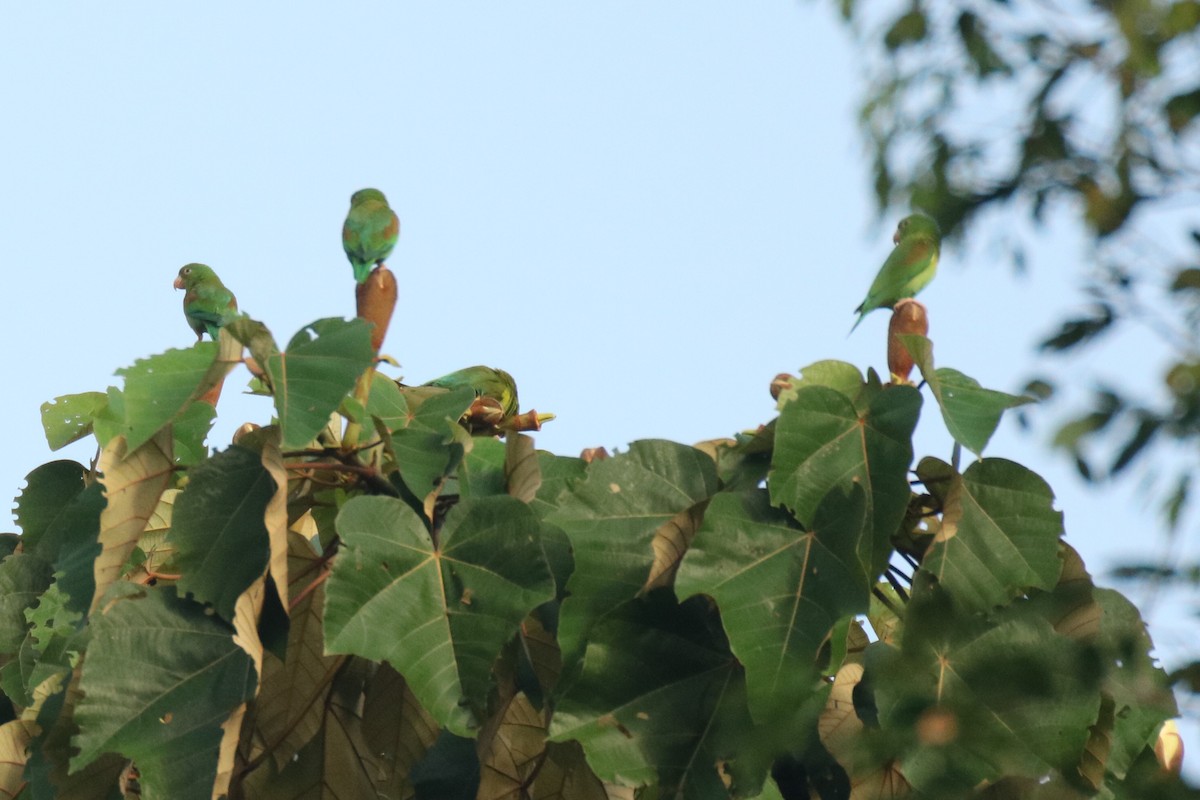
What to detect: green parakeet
<box><xmin>342</xmin><ymin>188</ymin><xmax>400</xmax><ymax>284</ymax></box>
<box><xmin>173</xmin><ymin>263</ymin><xmax>238</xmax><ymax>341</ymax></box>
<box><xmin>851</xmin><ymin>213</ymin><xmax>941</xmax><ymax>333</ymax></box>
<box><xmin>423</xmin><ymin>366</ymin><xmax>519</xmax><ymax>417</ymax></box>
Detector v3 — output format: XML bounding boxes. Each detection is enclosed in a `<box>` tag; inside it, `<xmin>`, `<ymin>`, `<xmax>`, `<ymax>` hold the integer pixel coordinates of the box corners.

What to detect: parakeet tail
<box><xmin>848</xmin><ymin>310</ymin><xmax>868</xmax><ymax>335</ymax></box>
<box><xmin>353</xmin><ymin>262</ymin><xmax>372</xmax><ymax>284</ymax></box>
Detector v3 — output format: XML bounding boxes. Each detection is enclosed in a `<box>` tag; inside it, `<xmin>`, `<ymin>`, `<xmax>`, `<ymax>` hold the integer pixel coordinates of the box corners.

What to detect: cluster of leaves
<box><xmin>0</xmin><ymin>296</ymin><xmax>1189</xmax><ymax>799</ymax></box>
<box><xmin>835</xmin><ymin>0</ymin><xmax>1200</xmax><ymax>692</ymax></box>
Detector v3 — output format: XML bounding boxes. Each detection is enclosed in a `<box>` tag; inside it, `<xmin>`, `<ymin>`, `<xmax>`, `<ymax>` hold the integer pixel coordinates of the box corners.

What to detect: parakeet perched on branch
<box><xmin>424</xmin><ymin>366</ymin><xmax>519</xmax><ymax>417</ymax></box>
<box><xmin>851</xmin><ymin>213</ymin><xmax>941</xmax><ymax>333</ymax></box>
<box><xmin>174</xmin><ymin>263</ymin><xmax>238</xmax><ymax>341</ymax></box>
<box><xmin>342</xmin><ymin>188</ymin><xmax>400</xmax><ymax>284</ymax></box>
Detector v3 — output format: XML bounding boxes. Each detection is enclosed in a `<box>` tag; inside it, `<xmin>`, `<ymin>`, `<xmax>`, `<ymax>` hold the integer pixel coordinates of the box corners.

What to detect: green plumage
<box><xmin>174</xmin><ymin>263</ymin><xmax>238</xmax><ymax>341</ymax></box>
<box><xmin>851</xmin><ymin>213</ymin><xmax>941</xmax><ymax>333</ymax></box>
<box><xmin>423</xmin><ymin>366</ymin><xmax>519</xmax><ymax>417</ymax></box>
<box><xmin>342</xmin><ymin>188</ymin><xmax>400</xmax><ymax>284</ymax></box>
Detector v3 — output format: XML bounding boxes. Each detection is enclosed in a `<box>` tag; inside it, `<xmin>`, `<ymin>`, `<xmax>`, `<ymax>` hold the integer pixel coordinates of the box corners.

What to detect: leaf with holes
<box><xmin>72</xmin><ymin>586</ymin><xmax>256</xmax><ymax>798</ymax></box>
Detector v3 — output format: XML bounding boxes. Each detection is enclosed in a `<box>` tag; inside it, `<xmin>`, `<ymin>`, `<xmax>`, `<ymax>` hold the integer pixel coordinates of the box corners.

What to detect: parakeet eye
<box><xmin>182</xmin><ymin>267</ymin><xmax>191</xmax><ymax>275</ymax></box>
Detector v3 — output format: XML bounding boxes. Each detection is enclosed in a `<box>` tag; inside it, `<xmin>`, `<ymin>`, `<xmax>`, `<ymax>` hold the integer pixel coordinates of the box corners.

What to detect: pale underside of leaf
<box><xmin>92</xmin><ymin>429</ymin><xmax>173</xmax><ymax>613</ymax></box>
<box><xmin>260</xmin><ymin>438</ymin><xmax>290</xmax><ymax>610</ymax></box>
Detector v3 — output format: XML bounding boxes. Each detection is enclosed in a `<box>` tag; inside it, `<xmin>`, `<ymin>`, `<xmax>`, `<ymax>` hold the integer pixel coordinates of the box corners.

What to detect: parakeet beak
<box><xmin>173</xmin><ymin>276</ymin><xmax>185</xmax><ymax>290</ymax></box>
<box><xmin>892</xmin><ymin>231</ymin><xmax>901</xmax><ymax>245</ymax></box>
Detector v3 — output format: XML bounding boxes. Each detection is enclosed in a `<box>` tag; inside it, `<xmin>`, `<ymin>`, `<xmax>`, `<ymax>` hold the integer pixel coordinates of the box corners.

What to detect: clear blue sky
<box><xmin>2</xmin><ymin>2</ymin><xmax>1194</xmax><ymax>776</ymax></box>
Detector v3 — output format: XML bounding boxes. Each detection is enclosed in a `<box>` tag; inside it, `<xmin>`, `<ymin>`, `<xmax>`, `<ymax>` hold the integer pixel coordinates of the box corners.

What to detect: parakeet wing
<box><xmin>178</xmin><ymin>266</ymin><xmax>238</xmax><ymax>340</ymax></box>
<box><xmin>859</xmin><ymin>237</ymin><xmax>937</xmax><ymax>312</ymax></box>
<box><xmin>424</xmin><ymin>366</ymin><xmax>519</xmax><ymax>417</ymax></box>
<box><xmin>850</xmin><ymin>235</ymin><xmax>939</xmax><ymax>333</ymax></box>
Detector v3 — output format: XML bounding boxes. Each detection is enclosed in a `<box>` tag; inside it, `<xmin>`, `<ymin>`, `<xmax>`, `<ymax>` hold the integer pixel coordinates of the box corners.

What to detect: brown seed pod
<box><xmin>356</xmin><ymin>265</ymin><xmax>398</xmax><ymax>352</ymax></box>
<box><xmin>769</xmin><ymin>373</ymin><xmax>795</xmax><ymax>401</ymax></box>
<box><xmin>887</xmin><ymin>299</ymin><xmax>929</xmax><ymax>384</ymax></box>
<box><xmin>580</xmin><ymin>447</ymin><xmax>610</xmax><ymax>463</ymax></box>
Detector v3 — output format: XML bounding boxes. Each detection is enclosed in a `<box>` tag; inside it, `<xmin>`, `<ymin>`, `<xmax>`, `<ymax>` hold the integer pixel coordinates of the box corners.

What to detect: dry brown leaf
<box><xmin>477</xmin><ymin>693</ymin><xmax>547</xmax><ymax>800</ymax></box>
<box><xmin>522</xmin><ymin>612</ymin><xmax>562</xmax><ymax>698</ymax></box>
<box><xmin>820</xmin><ymin>662</ymin><xmax>865</xmax><ymax>768</ymax></box>
<box><xmin>505</xmin><ymin>433</ymin><xmax>542</xmax><ymax>504</ymax></box>
<box><xmin>849</xmin><ymin>760</ymin><xmax>911</xmax><ymax>799</ymax></box>
<box><xmin>212</xmin><ymin>704</ymin><xmax>248</xmax><ymax>800</ymax></box>
<box><xmin>255</xmin><ymin>533</ymin><xmax>343</xmax><ymax>770</ymax></box>
<box><xmin>260</xmin><ymin>437</ymin><xmax>290</xmax><ymax>610</ymax></box>
<box><xmin>92</xmin><ymin>428</ymin><xmax>173</xmax><ymax>613</ymax></box>
<box><xmin>361</xmin><ymin>662</ymin><xmax>439</xmax><ymax>798</ymax></box>
<box><xmin>641</xmin><ymin>503</ymin><xmax>707</xmax><ymax>593</ymax></box>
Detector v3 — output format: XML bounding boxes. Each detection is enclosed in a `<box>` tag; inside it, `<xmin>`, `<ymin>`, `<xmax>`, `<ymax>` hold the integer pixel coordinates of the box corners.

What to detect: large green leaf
<box><xmin>172</xmin><ymin>445</ymin><xmax>275</xmax><ymax>622</ymax></box>
<box><xmin>675</xmin><ymin>488</ymin><xmax>870</xmax><ymax>723</ymax></box>
<box><xmin>866</xmin><ymin>582</ymin><xmax>1102</xmax><ymax>794</ymax></box>
<box><xmin>769</xmin><ymin>383</ymin><xmax>920</xmax><ymax>577</ymax></box>
<box><xmin>39</xmin><ymin>392</ymin><xmax>108</xmax><ymax>451</ymax></box>
<box><xmin>923</xmin><ymin>459</ymin><xmax>1064</xmax><ymax>613</ymax></box>
<box><xmin>71</xmin><ymin>586</ymin><xmax>256</xmax><ymax>798</ymax></box>
<box><xmin>903</xmin><ymin>335</ymin><xmax>1032</xmax><ymax>455</ymax></box>
<box><xmin>324</xmin><ymin>495</ymin><xmax>555</xmax><ymax>736</ymax></box>
<box><xmin>549</xmin><ymin>594</ymin><xmax>764</xmax><ymax>798</ymax></box>
<box><xmin>267</xmin><ymin>318</ymin><xmax>375</xmax><ymax>449</ymax></box>
<box><xmin>545</xmin><ymin>440</ymin><xmax>719</xmax><ymax>660</ymax></box>
<box><xmin>114</xmin><ymin>342</ymin><xmax>235</xmax><ymax>452</ymax></box>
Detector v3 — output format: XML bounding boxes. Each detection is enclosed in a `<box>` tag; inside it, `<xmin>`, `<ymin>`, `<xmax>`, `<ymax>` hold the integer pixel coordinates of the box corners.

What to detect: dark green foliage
<box><xmin>0</xmin><ymin>306</ymin><xmax>1181</xmax><ymax>798</ymax></box>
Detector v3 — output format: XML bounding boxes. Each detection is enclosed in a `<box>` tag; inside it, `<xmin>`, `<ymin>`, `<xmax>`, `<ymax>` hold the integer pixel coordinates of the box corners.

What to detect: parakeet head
<box><xmin>174</xmin><ymin>263</ymin><xmax>218</xmax><ymax>290</ymax></box>
<box><xmin>350</xmin><ymin>188</ymin><xmax>388</xmax><ymax>206</ymax></box>
<box><xmin>893</xmin><ymin>213</ymin><xmax>940</xmax><ymax>244</ymax></box>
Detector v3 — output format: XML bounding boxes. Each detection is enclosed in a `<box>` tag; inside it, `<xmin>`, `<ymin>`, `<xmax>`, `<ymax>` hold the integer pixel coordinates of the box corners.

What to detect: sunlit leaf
<box><xmin>115</xmin><ymin>342</ymin><xmax>236</xmax><ymax>452</ymax></box>
<box><xmin>39</xmin><ymin>393</ymin><xmax>108</xmax><ymax>452</ymax></box>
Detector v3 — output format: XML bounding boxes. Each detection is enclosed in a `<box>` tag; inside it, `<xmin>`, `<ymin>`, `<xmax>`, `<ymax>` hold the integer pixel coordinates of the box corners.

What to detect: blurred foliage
<box><xmin>836</xmin><ymin>0</ymin><xmax>1200</xmax><ymax>715</ymax></box>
